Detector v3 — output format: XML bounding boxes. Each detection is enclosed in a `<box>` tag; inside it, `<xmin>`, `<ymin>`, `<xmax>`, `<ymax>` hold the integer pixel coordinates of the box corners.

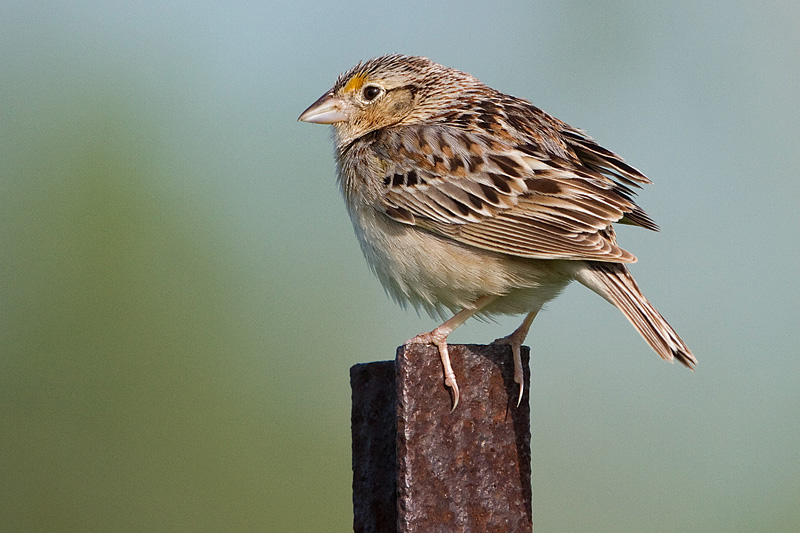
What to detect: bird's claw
<box><xmin>406</xmin><ymin>330</ymin><xmax>460</xmax><ymax>410</ymax></box>
<box><xmin>444</xmin><ymin>372</ymin><xmax>460</xmax><ymax>411</ymax></box>
<box><xmin>493</xmin><ymin>335</ymin><xmax>525</xmax><ymax>407</ymax></box>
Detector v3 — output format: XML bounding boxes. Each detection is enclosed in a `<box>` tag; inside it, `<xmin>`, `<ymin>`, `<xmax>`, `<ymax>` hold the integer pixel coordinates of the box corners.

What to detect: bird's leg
<box><xmin>493</xmin><ymin>310</ymin><xmax>539</xmax><ymax>406</ymax></box>
<box><xmin>405</xmin><ymin>295</ymin><xmax>496</xmax><ymax>410</ymax></box>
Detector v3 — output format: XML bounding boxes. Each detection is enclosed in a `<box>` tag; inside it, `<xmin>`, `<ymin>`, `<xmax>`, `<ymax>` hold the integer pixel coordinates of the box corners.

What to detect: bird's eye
<box><xmin>362</xmin><ymin>85</ymin><xmax>382</xmax><ymax>101</ymax></box>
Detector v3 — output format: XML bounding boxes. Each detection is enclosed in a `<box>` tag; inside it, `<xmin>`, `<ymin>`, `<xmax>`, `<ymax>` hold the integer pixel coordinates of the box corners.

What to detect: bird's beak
<box><xmin>298</xmin><ymin>91</ymin><xmax>350</xmax><ymax>124</ymax></box>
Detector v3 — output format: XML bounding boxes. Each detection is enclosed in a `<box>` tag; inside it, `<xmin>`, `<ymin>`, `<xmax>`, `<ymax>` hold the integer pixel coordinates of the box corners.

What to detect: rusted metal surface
<box><xmin>395</xmin><ymin>344</ymin><xmax>532</xmax><ymax>532</ymax></box>
<box><xmin>351</xmin><ymin>345</ymin><xmax>532</xmax><ymax>532</ymax></box>
<box><xmin>351</xmin><ymin>361</ymin><xmax>398</xmax><ymax>533</ymax></box>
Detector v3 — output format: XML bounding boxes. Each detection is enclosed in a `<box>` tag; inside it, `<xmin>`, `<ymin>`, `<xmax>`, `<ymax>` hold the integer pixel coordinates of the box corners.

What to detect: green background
<box><xmin>2</xmin><ymin>1</ymin><xmax>798</xmax><ymax>531</ymax></box>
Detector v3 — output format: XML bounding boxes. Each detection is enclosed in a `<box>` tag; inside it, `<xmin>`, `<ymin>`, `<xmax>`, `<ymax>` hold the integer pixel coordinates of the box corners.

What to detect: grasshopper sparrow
<box><xmin>299</xmin><ymin>54</ymin><xmax>696</xmax><ymax>408</ymax></box>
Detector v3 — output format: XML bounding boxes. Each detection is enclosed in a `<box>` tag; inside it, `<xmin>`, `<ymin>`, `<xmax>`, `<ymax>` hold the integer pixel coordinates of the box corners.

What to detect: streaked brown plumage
<box><xmin>299</xmin><ymin>54</ymin><xmax>696</xmax><ymax>408</ymax></box>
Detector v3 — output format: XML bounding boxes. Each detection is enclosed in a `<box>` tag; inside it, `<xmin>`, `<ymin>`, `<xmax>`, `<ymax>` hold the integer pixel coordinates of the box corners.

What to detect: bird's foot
<box><xmin>405</xmin><ymin>329</ymin><xmax>460</xmax><ymax>410</ymax></box>
<box><xmin>492</xmin><ymin>334</ymin><xmax>525</xmax><ymax>407</ymax></box>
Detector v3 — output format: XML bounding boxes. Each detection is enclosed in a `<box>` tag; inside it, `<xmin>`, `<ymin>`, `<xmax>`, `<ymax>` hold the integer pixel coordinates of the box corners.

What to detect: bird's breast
<box><xmin>344</xmin><ymin>200</ymin><xmax>572</xmax><ymax>318</ymax></box>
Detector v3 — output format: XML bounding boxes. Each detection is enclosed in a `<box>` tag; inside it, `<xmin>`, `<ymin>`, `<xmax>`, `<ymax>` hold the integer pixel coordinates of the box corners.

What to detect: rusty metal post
<box><xmin>351</xmin><ymin>360</ymin><xmax>398</xmax><ymax>532</ymax></box>
<box><xmin>351</xmin><ymin>344</ymin><xmax>532</xmax><ymax>533</ymax></box>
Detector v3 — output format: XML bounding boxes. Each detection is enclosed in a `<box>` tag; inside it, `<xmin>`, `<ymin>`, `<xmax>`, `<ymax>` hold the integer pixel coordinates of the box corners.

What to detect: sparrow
<box><xmin>299</xmin><ymin>54</ymin><xmax>696</xmax><ymax>409</ymax></box>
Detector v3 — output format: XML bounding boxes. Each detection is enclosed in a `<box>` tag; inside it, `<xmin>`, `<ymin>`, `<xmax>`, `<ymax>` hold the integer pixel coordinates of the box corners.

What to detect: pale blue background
<box><xmin>2</xmin><ymin>1</ymin><xmax>798</xmax><ymax>531</ymax></box>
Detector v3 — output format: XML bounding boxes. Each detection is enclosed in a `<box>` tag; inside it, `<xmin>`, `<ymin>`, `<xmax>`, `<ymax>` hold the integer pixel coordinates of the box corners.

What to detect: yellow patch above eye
<box><xmin>344</xmin><ymin>73</ymin><xmax>368</xmax><ymax>93</ymax></box>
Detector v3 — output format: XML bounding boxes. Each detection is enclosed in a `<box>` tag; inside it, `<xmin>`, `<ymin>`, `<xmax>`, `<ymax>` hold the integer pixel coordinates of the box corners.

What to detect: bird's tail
<box><xmin>575</xmin><ymin>261</ymin><xmax>697</xmax><ymax>369</ymax></box>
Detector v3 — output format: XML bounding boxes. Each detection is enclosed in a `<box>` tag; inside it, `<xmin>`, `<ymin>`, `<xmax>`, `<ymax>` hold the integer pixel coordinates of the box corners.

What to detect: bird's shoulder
<box><xmin>341</xmin><ymin>96</ymin><xmax>657</xmax><ymax>262</ymax></box>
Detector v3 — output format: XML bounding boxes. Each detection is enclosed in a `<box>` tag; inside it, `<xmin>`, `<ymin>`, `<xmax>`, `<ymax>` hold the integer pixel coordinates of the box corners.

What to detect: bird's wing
<box><xmin>372</xmin><ymin>124</ymin><xmax>657</xmax><ymax>263</ymax></box>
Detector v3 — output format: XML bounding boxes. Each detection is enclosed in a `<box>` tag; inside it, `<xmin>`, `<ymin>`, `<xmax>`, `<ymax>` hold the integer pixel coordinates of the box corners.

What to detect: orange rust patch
<box><xmin>344</xmin><ymin>73</ymin><xmax>368</xmax><ymax>93</ymax></box>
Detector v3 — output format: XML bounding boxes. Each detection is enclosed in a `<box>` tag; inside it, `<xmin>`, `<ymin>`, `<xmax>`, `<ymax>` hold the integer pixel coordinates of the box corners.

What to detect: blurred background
<box><xmin>2</xmin><ymin>1</ymin><xmax>798</xmax><ymax>531</ymax></box>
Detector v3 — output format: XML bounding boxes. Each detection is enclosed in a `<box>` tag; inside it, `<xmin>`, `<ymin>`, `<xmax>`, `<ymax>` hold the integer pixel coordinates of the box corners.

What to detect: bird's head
<box><xmin>299</xmin><ymin>54</ymin><xmax>480</xmax><ymax>146</ymax></box>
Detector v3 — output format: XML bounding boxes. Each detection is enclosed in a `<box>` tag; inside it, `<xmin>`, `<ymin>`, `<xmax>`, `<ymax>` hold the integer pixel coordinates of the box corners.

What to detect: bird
<box><xmin>298</xmin><ymin>54</ymin><xmax>696</xmax><ymax>409</ymax></box>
